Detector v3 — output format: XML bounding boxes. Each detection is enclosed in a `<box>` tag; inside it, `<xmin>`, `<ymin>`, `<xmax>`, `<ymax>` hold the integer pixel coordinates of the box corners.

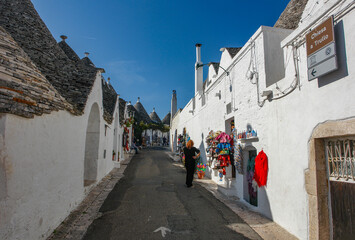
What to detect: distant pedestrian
<box><xmin>183</xmin><ymin>140</ymin><xmax>200</xmax><ymax>188</ymax></box>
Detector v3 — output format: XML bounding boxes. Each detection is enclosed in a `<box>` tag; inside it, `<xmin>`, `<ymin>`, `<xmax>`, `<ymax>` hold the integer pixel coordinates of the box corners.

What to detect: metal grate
<box><xmin>325</xmin><ymin>138</ymin><xmax>355</xmax><ymax>181</ymax></box>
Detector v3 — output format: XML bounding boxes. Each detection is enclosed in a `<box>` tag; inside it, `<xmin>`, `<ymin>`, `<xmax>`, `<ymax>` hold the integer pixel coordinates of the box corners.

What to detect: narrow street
<box><xmin>83</xmin><ymin>147</ymin><xmax>261</xmax><ymax>240</ymax></box>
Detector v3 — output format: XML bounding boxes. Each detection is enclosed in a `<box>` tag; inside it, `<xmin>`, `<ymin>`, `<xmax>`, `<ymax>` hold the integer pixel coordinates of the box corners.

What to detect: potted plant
<box><xmin>196</xmin><ymin>163</ymin><xmax>206</xmax><ymax>179</ymax></box>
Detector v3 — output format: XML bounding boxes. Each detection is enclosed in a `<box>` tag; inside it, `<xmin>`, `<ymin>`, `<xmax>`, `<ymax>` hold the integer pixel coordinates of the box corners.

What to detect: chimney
<box><xmin>195</xmin><ymin>43</ymin><xmax>203</xmax><ymax>95</ymax></box>
<box><xmin>153</xmin><ymin>108</ymin><xmax>155</xmax><ymax>112</ymax></box>
<box><xmin>60</xmin><ymin>35</ymin><xmax>67</xmax><ymax>41</ymax></box>
<box><xmin>107</xmin><ymin>77</ymin><xmax>111</xmax><ymax>84</ymax></box>
<box><xmin>137</xmin><ymin>97</ymin><xmax>140</xmax><ymax>103</ymax></box>
<box><xmin>171</xmin><ymin>90</ymin><xmax>177</xmax><ymax>121</ymax></box>
<box><xmin>84</xmin><ymin>52</ymin><xmax>89</xmax><ymax>58</ymax></box>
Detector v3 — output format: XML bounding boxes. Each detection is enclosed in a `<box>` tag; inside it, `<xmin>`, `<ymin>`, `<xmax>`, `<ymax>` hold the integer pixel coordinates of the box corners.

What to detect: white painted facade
<box><xmin>0</xmin><ymin>72</ymin><xmax>129</xmax><ymax>239</ymax></box>
<box><xmin>170</xmin><ymin>0</ymin><xmax>355</xmax><ymax>238</ymax></box>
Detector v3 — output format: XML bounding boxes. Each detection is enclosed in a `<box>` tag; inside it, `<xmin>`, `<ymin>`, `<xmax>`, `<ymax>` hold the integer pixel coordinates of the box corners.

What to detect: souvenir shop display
<box><xmin>253</xmin><ymin>150</ymin><xmax>268</xmax><ymax>187</ymax></box>
<box><xmin>177</xmin><ymin>134</ymin><xmax>184</xmax><ymax>163</ymax></box>
<box><xmin>247</xmin><ymin>153</ymin><xmax>258</xmax><ymax>206</ymax></box>
<box><xmin>205</xmin><ymin>130</ymin><xmax>233</xmax><ymax>181</ymax></box>
<box><xmin>205</xmin><ymin>130</ymin><xmax>221</xmax><ymax>167</ymax></box>
<box><xmin>177</xmin><ymin>130</ymin><xmax>190</xmax><ymax>164</ymax></box>
<box><xmin>232</xmin><ymin>125</ymin><xmax>243</xmax><ymax>174</ymax></box>
<box><xmin>236</xmin><ymin>129</ymin><xmax>258</xmax><ymax>139</ymax></box>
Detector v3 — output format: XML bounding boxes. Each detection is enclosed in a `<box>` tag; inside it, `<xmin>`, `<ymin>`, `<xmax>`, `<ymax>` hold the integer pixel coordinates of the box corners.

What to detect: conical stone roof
<box><xmin>162</xmin><ymin>113</ymin><xmax>171</xmax><ymax>125</ymax></box>
<box><xmin>149</xmin><ymin>108</ymin><xmax>162</xmax><ymax>124</ymax></box>
<box><xmin>133</xmin><ymin>97</ymin><xmax>152</xmax><ymax>124</ymax></box>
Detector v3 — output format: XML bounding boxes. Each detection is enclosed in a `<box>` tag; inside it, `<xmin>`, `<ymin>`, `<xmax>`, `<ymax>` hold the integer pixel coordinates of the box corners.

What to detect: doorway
<box><xmin>243</xmin><ymin>148</ymin><xmax>258</xmax><ymax>207</ymax></box>
<box><xmin>325</xmin><ymin>137</ymin><xmax>355</xmax><ymax>240</ymax></box>
<box><xmin>84</xmin><ymin>103</ymin><xmax>100</xmax><ymax>186</ymax></box>
<box><xmin>306</xmin><ymin>118</ymin><xmax>355</xmax><ymax>240</ymax></box>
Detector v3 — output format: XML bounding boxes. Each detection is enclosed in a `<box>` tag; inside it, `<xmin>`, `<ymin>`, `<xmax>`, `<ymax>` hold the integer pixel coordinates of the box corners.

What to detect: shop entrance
<box><xmin>325</xmin><ymin>137</ymin><xmax>355</xmax><ymax>240</ymax></box>
<box><xmin>306</xmin><ymin>118</ymin><xmax>355</xmax><ymax>240</ymax></box>
<box><xmin>225</xmin><ymin>117</ymin><xmax>235</xmax><ymax>178</ymax></box>
<box><xmin>243</xmin><ymin>148</ymin><xmax>258</xmax><ymax>207</ymax></box>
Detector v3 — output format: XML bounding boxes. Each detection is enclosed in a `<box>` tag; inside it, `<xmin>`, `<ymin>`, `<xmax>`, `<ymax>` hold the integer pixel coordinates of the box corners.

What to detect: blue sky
<box><xmin>32</xmin><ymin>0</ymin><xmax>290</xmax><ymax>119</ymax></box>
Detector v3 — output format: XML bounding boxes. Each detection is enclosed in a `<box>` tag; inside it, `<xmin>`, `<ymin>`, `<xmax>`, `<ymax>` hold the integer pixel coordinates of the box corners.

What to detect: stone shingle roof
<box><xmin>209</xmin><ymin>62</ymin><xmax>220</xmax><ymax>74</ymax></box>
<box><xmin>0</xmin><ymin>26</ymin><xmax>74</xmax><ymax>118</ymax></box>
<box><xmin>119</xmin><ymin>98</ymin><xmax>126</xmax><ymax>125</ymax></box>
<box><xmin>0</xmin><ymin>0</ymin><xmax>99</xmax><ymax>115</ymax></box>
<box><xmin>149</xmin><ymin>108</ymin><xmax>162</xmax><ymax>124</ymax></box>
<box><xmin>274</xmin><ymin>0</ymin><xmax>309</xmax><ymax>30</ymax></box>
<box><xmin>58</xmin><ymin>39</ymin><xmax>80</xmax><ymax>62</ymax></box>
<box><xmin>226</xmin><ymin>48</ymin><xmax>242</xmax><ymax>58</ymax></box>
<box><xmin>81</xmin><ymin>57</ymin><xmax>95</xmax><ymax>68</ymax></box>
<box><xmin>126</xmin><ymin>102</ymin><xmax>139</xmax><ymax>120</ymax></box>
<box><xmin>162</xmin><ymin>112</ymin><xmax>171</xmax><ymax>125</ymax></box>
<box><xmin>134</xmin><ymin>98</ymin><xmax>153</xmax><ymax>124</ymax></box>
<box><xmin>101</xmin><ymin>79</ymin><xmax>118</xmax><ymax>124</ymax></box>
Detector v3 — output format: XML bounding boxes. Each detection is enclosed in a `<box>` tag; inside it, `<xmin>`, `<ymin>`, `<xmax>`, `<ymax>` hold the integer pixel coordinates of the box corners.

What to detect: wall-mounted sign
<box><xmin>306</xmin><ymin>16</ymin><xmax>337</xmax><ymax>81</ymax></box>
<box><xmin>307</xmin><ymin>56</ymin><xmax>337</xmax><ymax>80</ymax></box>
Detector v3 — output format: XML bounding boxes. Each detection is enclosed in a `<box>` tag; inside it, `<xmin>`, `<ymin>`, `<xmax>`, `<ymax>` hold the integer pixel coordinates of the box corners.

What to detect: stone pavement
<box><xmin>47</xmin><ymin>153</ymin><xmax>135</xmax><ymax>240</ymax></box>
<box><xmin>166</xmin><ymin>151</ymin><xmax>298</xmax><ymax>240</ymax></box>
<box><xmin>48</xmin><ymin>149</ymin><xmax>297</xmax><ymax>240</ymax></box>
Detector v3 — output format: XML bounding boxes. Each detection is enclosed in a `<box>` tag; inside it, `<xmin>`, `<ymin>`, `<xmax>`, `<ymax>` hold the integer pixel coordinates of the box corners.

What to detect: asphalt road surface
<box><xmin>83</xmin><ymin>147</ymin><xmax>260</xmax><ymax>240</ymax></box>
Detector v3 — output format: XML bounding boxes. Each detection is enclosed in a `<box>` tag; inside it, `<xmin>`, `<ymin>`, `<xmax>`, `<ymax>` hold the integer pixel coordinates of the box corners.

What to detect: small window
<box><xmin>226</xmin><ymin>103</ymin><xmax>232</xmax><ymax>114</ymax></box>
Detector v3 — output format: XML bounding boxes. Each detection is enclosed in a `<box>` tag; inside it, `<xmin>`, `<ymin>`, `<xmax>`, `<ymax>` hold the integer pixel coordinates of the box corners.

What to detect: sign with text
<box><xmin>306</xmin><ymin>16</ymin><xmax>337</xmax><ymax>81</ymax></box>
<box><xmin>306</xmin><ymin>16</ymin><xmax>335</xmax><ymax>56</ymax></box>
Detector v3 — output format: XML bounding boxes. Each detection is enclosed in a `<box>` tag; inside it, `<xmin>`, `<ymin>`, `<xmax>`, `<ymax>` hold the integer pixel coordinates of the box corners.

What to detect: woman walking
<box><xmin>183</xmin><ymin>140</ymin><xmax>200</xmax><ymax>188</ymax></box>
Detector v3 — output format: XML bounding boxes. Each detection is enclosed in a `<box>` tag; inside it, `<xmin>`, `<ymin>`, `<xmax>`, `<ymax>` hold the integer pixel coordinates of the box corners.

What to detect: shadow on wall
<box><xmin>318</xmin><ymin>20</ymin><xmax>348</xmax><ymax>87</ymax></box>
<box><xmin>173</xmin><ymin>129</ymin><xmax>177</xmax><ymax>152</ymax></box>
<box><xmin>242</xmin><ymin>137</ymin><xmax>273</xmax><ymax>220</ymax></box>
<box><xmin>198</xmin><ymin>132</ymin><xmax>207</xmax><ymax>164</ymax></box>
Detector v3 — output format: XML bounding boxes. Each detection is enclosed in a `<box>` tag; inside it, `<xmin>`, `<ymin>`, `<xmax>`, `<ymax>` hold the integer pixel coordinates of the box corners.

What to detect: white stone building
<box><xmin>0</xmin><ymin>1</ymin><xmax>133</xmax><ymax>239</ymax></box>
<box><xmin>170</xmin><ymin>0</ymin><xmax>355</xmax><ymax>239</ymax></box>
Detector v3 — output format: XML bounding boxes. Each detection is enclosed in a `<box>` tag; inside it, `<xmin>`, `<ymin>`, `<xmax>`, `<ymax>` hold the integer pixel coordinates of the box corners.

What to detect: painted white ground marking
<box><xmin>154</xmin><ymin>227</ymin><xmax>171</xmax><ymax>237</ymax></box>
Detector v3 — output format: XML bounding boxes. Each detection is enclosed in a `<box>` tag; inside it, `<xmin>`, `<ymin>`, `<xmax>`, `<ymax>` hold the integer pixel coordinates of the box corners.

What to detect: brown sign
<box><xmin>306</xmin><ymin>16</ymin><xmax>335</xmax><ymax>56</ymax></box>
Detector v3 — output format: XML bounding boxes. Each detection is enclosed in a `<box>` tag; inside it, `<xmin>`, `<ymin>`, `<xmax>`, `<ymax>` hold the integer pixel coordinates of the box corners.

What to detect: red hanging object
<box><xmin>253</xmin><ymin>150</ymin><xmax>268</xmax><ymax>187</ymax></box>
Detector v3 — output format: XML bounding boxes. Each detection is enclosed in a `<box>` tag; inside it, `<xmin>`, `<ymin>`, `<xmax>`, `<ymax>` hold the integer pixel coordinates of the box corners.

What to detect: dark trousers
<box><xmin>185</xmin><ymin>161</ymin><xmax>195</xmax><ymax>187</ymax></box>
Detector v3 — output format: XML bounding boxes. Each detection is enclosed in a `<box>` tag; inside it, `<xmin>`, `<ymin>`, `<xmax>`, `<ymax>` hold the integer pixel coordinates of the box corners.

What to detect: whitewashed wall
<box><xmin>0</xmin><ymin>72</ymin><xmax>124</xmax><ymax>240</ymax></box>
<box><xmin>170</xmin><ymin>1</ymin><xmax>355</xmax><ymax>238</ymax></box>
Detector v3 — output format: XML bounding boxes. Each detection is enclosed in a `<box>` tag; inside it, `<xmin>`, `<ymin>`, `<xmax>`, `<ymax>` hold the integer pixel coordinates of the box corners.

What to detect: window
<box><xmin>325</xmin><ymin>138</ymin><xmax>355</xmax><ymax>181</ymax></box>
<box><xmin>226</xmin><ymin>103</ymin><xmax>232</xmax><ymax>115</ymax></box>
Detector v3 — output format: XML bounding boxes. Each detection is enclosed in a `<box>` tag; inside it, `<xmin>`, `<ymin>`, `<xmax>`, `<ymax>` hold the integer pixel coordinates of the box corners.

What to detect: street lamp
<box><xmin>196</xmin><ymin>62</ymin><xmax>229</xmax><ymax>76</ymax></box>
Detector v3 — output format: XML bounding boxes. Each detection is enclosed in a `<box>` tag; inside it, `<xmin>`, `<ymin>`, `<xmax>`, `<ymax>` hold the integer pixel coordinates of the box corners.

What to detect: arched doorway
<box><xmin>84</xmin><ymin>103</ymin><xmax>100</xmax><ymax>186</ymax></box>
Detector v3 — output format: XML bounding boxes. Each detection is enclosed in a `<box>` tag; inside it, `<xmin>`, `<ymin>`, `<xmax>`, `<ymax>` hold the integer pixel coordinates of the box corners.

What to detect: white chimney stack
<box><xmin>195</xmin><ymin>43</ymin><xmax>203</xmax><ymax>95</ymax></box>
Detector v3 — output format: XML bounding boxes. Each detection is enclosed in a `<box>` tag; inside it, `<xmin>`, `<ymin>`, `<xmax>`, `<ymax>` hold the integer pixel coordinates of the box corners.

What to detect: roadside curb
<box><xmin>47</xmin><ymin>153</ymin><xmax>135</xmax><ymax>240</ymax></box>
